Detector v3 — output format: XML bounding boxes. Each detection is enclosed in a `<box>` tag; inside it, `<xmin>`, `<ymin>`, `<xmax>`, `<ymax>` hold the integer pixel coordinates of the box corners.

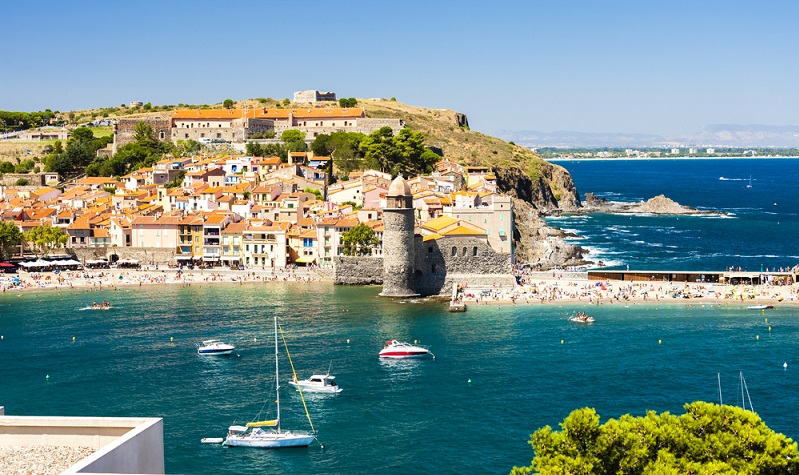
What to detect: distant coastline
<box><xmin>546</xmin><ymin>155</ymin><xmax>799</xmax><ymax>161</ymax></box>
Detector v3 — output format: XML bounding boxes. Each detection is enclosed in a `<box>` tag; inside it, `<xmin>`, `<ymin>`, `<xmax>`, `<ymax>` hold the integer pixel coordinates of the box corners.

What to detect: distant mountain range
<box><xmin>493</xmin><ymin>124</ymin><xmax>799</xmax><ymax>149</ymax></box>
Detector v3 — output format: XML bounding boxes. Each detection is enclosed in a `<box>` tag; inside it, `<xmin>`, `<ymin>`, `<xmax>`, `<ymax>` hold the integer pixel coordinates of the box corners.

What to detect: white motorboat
<box><xmin>747</xmin><ymin>304</ymin><xmax>773</xmax><ymax>310</ymax></box>
<box><xmin>289</xmin><ymin>373</ymin><xmax>342</xmax><ymax>394</ymax></box>
<box><xmin>379</xmin><ymin>340</ymin><xmax>434</xmax><ymax>359</ymax></box>
<box><xmin>223</xmin><ymin>317</ymin><xmax>317</xmax><ymax>449</ymax></box>
<box><xmin>197</xmin><ymin>339</ymin><xmax>235</xmax><ymax>356</ymax></box>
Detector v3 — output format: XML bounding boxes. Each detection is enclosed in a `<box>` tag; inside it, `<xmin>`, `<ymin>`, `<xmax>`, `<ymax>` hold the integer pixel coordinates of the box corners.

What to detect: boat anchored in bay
<box><xmin>379</xmin><ymin>340</ymin><xmax>435</xmax><ymax>359</ymax></box>
<box><xmin>222</xmin><ymin>316</ymin><xmax>319</xmax><ymax>449</ymax></box>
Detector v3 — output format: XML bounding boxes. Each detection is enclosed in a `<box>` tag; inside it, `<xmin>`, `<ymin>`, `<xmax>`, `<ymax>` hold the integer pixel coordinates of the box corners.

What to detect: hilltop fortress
<box><xmin>113</xmin><ymin>107</ymin><xmax>404</xmax><ymax>152</ymax></box>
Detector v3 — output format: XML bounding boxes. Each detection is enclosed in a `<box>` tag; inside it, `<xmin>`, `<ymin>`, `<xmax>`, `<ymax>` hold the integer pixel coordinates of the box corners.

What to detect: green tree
<box><xmin>25</xmin><ymin>223</ymin><xmax>69</xmax><ymax>256</ymax></box>
<box><xmin>0</xmin><ymin>221</ymin><xmax>24</xmax><ymax>260</ymax></box>
<box><xmin>281</xmin><ymin>129</ymin><xmax>307</xmax><ymax>152</ymax></box>
<box><xmin>338</xmin><ymin>97</ymin><xmax>358</xmax><ymax>107</ymax></box>
<box><xmin>511</xmin><ymin>402</ymin><xmax>799</xmax><ymax>475</ymax></box>
<box><xmin>223</xmin><ymin>99</ymin><xmax>234</xmax><ymax>109</ymax></box>
<box><xmin>14</xmin><ymin>178</ymin><xmax>29</xmax><ymax>186</ymax></box>
<box><xmin>341</xmin><ymin>223</ymin><xmax>378</xmax><ymax>256</ymax></box>
<box><xmin>246</xmin><ymin>142</ymin><xmax>264</xmax><ymax>157</ymax></box>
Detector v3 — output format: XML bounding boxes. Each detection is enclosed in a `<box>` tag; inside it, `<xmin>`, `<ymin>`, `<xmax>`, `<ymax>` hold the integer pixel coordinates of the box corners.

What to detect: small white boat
<box><xmin>289</xmin><ymin>373</ymin><xmax>342</xmax><ymax>394</ymax></box>
<box><xmin>379</xmin><ymin>340</ymin><xmax>433</xmax><ymax>359</ymax></box>
<box><xmin>747</xmin><ymin>304</ymin><xmax>773</xmax><ymax>310</ymax></box>
<box><xmin>197</xmin><ymin>339</ymin><xmax>235</xmax><ymax>356</ymax></box>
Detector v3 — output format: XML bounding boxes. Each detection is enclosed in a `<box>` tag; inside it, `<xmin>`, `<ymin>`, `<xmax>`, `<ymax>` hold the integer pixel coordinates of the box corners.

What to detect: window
<box><xmin>473</xmin><ymin>247</ymin><xmax>478</xmax><ymax>256</ymax></box>
<box><xmin>428</xmin><ymin>246</ymin><xmax>433</xmax><ymax>253</ymax></box>
<box><xmin>451</xmin><ymin>247</ymin><xmax>457</xmax><ymax>257</ymax></box>
<box><xmin>462</xmin><ymin>247</ymin><xmax>467</xmax><ymax>256</ymax></box>
<box><xmin>159</xmin><ymin>131</ymin><xmax>165</xmax><ymax>139</ymax></box>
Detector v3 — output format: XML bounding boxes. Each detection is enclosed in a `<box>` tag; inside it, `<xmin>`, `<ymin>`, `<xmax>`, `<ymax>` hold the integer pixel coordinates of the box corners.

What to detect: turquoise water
<box><xmin>546</xmin><ymin>158</ymin><xmax>799</xmax><ymax>271</ymax></box>
<box><xmin>2</xmin><ymin>283</ymin><xmax>798</xmax><ymax>474</ymax></box>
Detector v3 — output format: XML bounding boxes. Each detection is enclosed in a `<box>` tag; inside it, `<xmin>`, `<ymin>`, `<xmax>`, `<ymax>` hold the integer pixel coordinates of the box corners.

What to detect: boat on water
<box><xmin>747</xmin><ymin>304</ymin><xmax>773</xmax><ymax>310</ymax></box>
<box><xmin>197</xmin><ymin>339</ymin><xmax>236</xmax><ymax>356</ymax></box>
<box><xmin>379</xmin><ymin>340</ymin><xmax>434</xmax><ymax>359</ymax></box>
<box><xmin>290</xmin><ymin>373</ymin><xmax>342</xmax><ymax>394</ymax></box>
<box><xmin>222</xmin><ymin>316</ymin><xmax>317</xmax><ymax>448</ymax></box>
<box><xmin>569</xmin><ymin>312</ymin><xmax>595</xmax><ymax>323</ymax></box>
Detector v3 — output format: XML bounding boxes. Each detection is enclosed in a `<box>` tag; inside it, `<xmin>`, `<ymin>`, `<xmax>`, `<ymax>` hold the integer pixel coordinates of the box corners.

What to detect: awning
<box><xmin>117</xmin><ymin>259</ymin><xmax>139</xmax><ymax>264</ymax></box>
<box><xmin>0</xmin><ymin>262</ymin><xmax>14</xmax><ymax>267</ymax></box>
<box><xmin>295</xmin><ymin>256</ymin><xmax>316</xmax><ymax>264</ymax></box>
<box><xmin>220</xmin><ymin>255</ymin><xmax>241</xmax><ymax>261</ymax></box>
<box><xmin>174</xmin><ymin>255</ymin><xmax>193</xmax><ymax>260</ymax></box>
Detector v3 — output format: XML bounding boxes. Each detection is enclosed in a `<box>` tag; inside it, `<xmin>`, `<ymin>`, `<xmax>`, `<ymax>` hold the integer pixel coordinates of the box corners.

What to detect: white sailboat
<box><xmin>223</xmin><ymin>316</ymin><xmax>317</xmax><ymax>448</ymax></box>
<box><xmin>746</xmin><ymin>175</ymin><xmax>752</xmax><ymax>188</ymax></box>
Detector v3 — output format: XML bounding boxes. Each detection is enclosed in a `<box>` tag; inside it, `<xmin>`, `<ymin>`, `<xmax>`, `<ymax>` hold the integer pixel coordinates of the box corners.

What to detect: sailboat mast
<box><xmin>274</xmin><ymin>316</ymin><xmax>281</xmax><ymax>433</ymax></box>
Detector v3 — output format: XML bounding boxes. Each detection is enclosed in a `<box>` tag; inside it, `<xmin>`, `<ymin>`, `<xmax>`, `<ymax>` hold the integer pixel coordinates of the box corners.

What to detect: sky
<box><xmin>2</xmin><ymin>0</ymin><xmax>798</xmax><ymax>137</ymax></box>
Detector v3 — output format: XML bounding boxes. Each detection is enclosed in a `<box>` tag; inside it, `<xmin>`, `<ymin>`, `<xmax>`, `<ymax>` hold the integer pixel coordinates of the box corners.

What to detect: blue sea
<box><xmin>546</xmin><ymin>158</ymin><xmax>799</xmax><ymax>272</ymax></box>
<box><xmin>1</xmin><ymin>158</ymin><xmax>798</xmax><ymax>475</ymax></box>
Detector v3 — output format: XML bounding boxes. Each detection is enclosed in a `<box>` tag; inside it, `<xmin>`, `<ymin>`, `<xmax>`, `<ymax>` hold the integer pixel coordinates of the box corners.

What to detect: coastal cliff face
<box><xmin>511</xmin><ymin>198</ymin><xmax>588</xmax><ymax>268</ymax></box>
<box><xmin>493</xmin><ymin>163</ymin><xmax>585</xmax><ymax>268</ymax></box>
<box><xmin>493</xmin><ymin>162</ymin><xmax>581</xmax><ymax>213</ymax></box>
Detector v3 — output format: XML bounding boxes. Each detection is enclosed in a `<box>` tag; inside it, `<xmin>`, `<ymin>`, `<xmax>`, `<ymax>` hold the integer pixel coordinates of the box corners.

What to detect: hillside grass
<box><xmin>360</xmin><ymin>99</ymin><xmax>545</xmax><ymax>180</ymax></box>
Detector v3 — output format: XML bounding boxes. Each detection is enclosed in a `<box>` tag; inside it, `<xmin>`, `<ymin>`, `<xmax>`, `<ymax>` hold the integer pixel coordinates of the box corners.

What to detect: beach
<box><xmin>3</xmin><ymin>266</ymin><xmax>797</xmax><ymax>308</ymax></box>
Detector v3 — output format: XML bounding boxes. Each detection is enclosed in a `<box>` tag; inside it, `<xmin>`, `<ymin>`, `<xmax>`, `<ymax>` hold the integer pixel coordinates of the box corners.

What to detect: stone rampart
<box><xmin>333</xmin><ymin>256</ymin><xmax>383</xmax><ymax>285</ymax></box>
<box><xmin>414</xmin><ymin>236</ymin><xmax>513</xmax><ymax>296</ymax></box>
<box><xmin>72</xmin><ymin>247</ymin><xmax>176</xmax><ymax>265</ymax></box>
<box><xmin>114</xmin><ymin>117</ymin><xmax>172</xmax><ymax>153</ymax></box>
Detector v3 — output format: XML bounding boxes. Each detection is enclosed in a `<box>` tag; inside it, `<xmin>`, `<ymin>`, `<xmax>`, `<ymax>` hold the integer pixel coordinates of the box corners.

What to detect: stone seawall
<box><xmin>72</xmin><ymin>247</ymin><xmax>176</xmax><ymax>265</ymax></box>
<box><xmin>333</xmin><ymin>256</ymin><xmax>383</xmax><ymax>285</ymax></box>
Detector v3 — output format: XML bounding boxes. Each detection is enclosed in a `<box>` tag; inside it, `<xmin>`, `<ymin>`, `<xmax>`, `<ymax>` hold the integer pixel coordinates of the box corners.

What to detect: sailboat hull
<box><xmin>223</xmin><ymin>431</ymin><xmax>314</xmax><ymax>448</ymax></box>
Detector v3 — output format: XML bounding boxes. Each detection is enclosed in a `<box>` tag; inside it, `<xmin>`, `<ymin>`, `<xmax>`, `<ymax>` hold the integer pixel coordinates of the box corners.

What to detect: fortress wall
<box><xmin>333</xmin><ymin>256</ymin><xmax>383</xmax><ymax>285</ymax></box>
<box><xmin>414</xmin><ymin>237</ymin><xmax>513</xmax><ymax>296</ymax></box>
<box><xmin>72</xmin><ymin>247</ymin><xmax>176</xmax><ymax>265</ymax></box>
<box><xmin>114</xmin><ymin>117</ymin><xmax>172</xmax><ymax>152</ymax></box>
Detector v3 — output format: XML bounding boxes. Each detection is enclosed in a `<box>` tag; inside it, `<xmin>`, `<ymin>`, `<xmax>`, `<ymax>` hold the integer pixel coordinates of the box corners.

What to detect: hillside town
<box><xmin>0</xmin><ymin>100</ymin><xmax>513</xmax><ymax>278</ymax></box>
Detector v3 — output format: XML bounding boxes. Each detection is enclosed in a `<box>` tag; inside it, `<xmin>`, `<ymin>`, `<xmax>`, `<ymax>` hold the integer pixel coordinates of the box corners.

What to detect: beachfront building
<box><xmin>220</xmin><ymin>220</ymin><xmax>246</xmax><ymax>267</ymax></box>
<box><xmin>315</xmin><ymin>217</ymin><xmax>359</xmax><ymax>267</ymax></box>
<box><xmin>201</xmin><ymin>212</ymin><xmax>234</xmax><ymax>266</ymax></box>
<box><xmin>130</xmin><ymin>214</ymin><xmax>181</xmax><ymax>250</ymax></box>
<box><xmin>176</xmin><ymin>214</ymin><xmax>204</xmax><ymax>264</ymax></box>
<box><xmin>242</xmin><ymin>221</ymin><xmax>288</xmax><ymax>269</ymax></box>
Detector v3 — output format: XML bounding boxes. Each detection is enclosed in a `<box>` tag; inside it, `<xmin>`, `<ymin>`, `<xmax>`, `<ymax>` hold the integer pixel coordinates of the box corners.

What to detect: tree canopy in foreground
<box><xmin>510</xmin><ymin>402</ymin><xmax>799</xmax><ymax>475</ymax></box>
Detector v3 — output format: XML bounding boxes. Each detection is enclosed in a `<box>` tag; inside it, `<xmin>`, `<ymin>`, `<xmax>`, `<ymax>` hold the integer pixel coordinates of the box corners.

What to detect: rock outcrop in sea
<box><xmin>581</xmin><ymin>193</ymin><xmax>723</xmax><ymax>215</ymax></box>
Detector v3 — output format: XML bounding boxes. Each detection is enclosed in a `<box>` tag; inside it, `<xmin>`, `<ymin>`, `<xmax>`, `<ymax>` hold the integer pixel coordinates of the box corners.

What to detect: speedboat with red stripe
<box><xmin>379</xmin><ymin>340</ymin><xmax>435</xmax><ymax>359</ymax></box>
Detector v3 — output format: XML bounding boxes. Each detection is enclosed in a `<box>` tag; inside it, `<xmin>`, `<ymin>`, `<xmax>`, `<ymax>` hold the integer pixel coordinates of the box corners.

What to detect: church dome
<box><xmin>387</xmin><ymin>174</ymin><xmax>411</xmax><ymax>197</ymax></box>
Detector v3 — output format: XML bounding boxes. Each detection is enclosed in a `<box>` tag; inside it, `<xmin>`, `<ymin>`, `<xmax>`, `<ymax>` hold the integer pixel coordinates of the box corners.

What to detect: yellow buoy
<box><xmin>170</xmin><ymin>337</ymin><xmax>174</xmax><ymax>342</ymax></box>
<box><xmin>768</xmin><ymin>326</ymin><xmax>772</xmax><ymax>332</ymax></box>
<box><xmin>253</xmin><ymin>337</ymin><xmax>257</xmax><ymax>342</ymax></box>
<box><xmin>658</xmin><ymin>339</ymin><xmax>662</xmax><ymax>344</ymax></box>
<box><xmin>346</xmin><ymin>339</ymin><xmax>350</xmax><ymax>344</ymax></box>
<box><xmin>72</xmin><ymin>336</ymin><xmax>76</xmax><ymax>342</ymax></box>
<box><xmin>765</xmin><ymin>318</ymin><xmax>768</xmax><ymax>323</ymax></box>
<box><xmin>561</xmin><ymin>339</ymin><xmax>564</xmax><ymax>344</ymax></box>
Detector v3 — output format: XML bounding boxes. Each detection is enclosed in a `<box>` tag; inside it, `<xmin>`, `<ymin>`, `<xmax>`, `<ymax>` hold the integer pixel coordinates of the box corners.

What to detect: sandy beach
<box><xmin>3</xmin><ymin>267</ymin><xmax>798</xmax><ymax>309</ymax></box>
